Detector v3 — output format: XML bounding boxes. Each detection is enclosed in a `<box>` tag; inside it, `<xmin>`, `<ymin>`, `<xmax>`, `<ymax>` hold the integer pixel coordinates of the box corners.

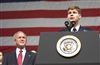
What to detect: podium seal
<box><xmin>56</xmin><ymin>35</ymin><xmax>81</xmax><ymax>57</ymax></box>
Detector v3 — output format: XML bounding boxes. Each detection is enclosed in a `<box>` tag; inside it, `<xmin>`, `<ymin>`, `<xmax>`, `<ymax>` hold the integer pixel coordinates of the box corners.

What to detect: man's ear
<box><xmin>14</xmin><ymin>39</ymin><xmax>16</xmax><ymax>44</ymax></box>
<box><xmin>79</xmin><ymin>14</ymin><xmax>82</xmax><ymax>18</ymax></box>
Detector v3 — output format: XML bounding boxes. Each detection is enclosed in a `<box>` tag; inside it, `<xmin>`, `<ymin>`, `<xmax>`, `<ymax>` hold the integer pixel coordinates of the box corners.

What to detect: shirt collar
<box><xmin>71</xmin><ymin>24</ymin><xmax>80</xmax><ymax>32</ymax></box>
<box><xmin>16</xmin><ymin>47</ymin><xmax>26</xmax><ymax>53</ymax></box>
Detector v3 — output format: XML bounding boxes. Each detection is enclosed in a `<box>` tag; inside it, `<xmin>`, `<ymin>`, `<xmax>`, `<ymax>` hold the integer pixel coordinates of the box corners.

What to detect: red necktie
<box><xmin>18</xmin><ymin>49</ymin><xmax>23</xmax><ymax>65</ymax></box>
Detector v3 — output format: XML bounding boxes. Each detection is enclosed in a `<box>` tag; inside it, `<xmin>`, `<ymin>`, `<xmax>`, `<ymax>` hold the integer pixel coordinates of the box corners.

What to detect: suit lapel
<box><xmin>79</xmin><ymin>26</ymin><xmax>88</xmax><ymax>32</ymax></box>
<box><xmin>10</xmin><ymin>50</ymin><xmax>18</xmax><ymax>65</ymax></box>
<box><xmin>23</xmin><ymin>50</ymin><xmax>31</xmax><ymax>65</ymax></box>
<box><xmin>79</xmin><ymin>26</ymin><xmax>84</xmax><ymax>31</ymax></box>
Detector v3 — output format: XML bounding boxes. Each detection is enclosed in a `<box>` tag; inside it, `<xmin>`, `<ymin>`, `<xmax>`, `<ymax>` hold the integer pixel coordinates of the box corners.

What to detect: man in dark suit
<box><xmin>2</xmin><ymin>31</ymin><xmax>36</xmax><ymax>65</ymax></box>
<box><xmin>59</xmin><ymin>5</ymin><xmax>92</xmax><ymax>32</ymax></box>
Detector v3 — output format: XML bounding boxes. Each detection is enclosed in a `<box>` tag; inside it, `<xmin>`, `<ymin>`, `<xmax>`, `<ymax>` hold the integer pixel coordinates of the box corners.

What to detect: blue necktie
<box><xmin>73</xmin><ymin>28</ymin><xmax>76</xmax><ymax>32</ymax></box>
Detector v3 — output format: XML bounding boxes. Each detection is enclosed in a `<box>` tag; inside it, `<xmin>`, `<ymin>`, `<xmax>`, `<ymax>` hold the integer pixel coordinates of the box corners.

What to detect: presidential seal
<box><xmin>56</xmin><ymin>35</ymin><xmax>81</xmax><ymax>57</ymax></box>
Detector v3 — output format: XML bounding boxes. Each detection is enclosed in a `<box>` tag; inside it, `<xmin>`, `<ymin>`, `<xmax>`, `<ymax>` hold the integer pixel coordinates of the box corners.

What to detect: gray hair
<box><xmin>13</xmin><ymin>31</ymin><xmax>27</xmax><ymax>40</ymax></box>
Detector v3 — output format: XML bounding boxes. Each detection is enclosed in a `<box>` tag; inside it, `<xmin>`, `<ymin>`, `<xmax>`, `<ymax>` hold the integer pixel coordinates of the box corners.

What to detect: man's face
<box><xmin>67</xmin><ymin>9</ymin><xmax>81</xmax><ymax>22</ymax></box>
<box><xmin>14</xmin><ymin>32</ymin><xmax>27</xmax><ymax>49</ymax></box>
<box><xmin>0</xmin><ymin>52</ymin><xmax>3</xmax><ymax>61</ymax></box>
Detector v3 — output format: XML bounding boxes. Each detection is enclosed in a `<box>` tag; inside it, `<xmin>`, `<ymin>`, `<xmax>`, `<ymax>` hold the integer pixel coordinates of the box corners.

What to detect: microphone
<box><xmin>64</xmin><ymin>21</ymin><xmax>76</xmax><ymax>31</ymax></box>
<box><xmin>64</xmin><ymin>21</ymin><xmax>71</xmax><ymax>31</ymax></box>
<box><xmin>70</xmin><ymin>21</ymin><xmax>76</xmax><ymax>28</ymax></box>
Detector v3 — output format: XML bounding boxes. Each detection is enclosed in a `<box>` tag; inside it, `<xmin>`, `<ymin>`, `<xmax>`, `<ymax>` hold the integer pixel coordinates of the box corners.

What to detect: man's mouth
<box><xmin>70</xmin><ymin>17</ymin><xmax>74</xmax><ymax>20</ymax></box>
<box><xmin>20</xmin><ymin>42</ymin><xmax>24</xmax><ymax>44</ymax></box>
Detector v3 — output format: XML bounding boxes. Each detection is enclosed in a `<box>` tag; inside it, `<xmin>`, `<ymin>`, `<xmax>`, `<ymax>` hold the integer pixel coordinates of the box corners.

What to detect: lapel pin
<box><xmin>29</xmin><ymin>55</ymin><xmax>31</xmax><ymax>57</ymax></box>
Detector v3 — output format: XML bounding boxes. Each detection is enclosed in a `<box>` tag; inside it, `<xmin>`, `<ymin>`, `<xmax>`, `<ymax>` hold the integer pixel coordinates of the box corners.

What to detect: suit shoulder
<box><xmin>84</xmin><ymin>27</ymin><xmax>93</xmax><ymax>31</ymax></box>
<box><xmin>27</xmin><ymin>50</ymin><xmax>36</xmax><ymax>55</ymax></box>
<box><xmin>80</xmin><ymin>26</ymin><xmax>93</xmax><ymax>31</ymax></box>
<box><xmin>3</xmin><ymin>51</ymin><xmax>15</xmax><ymax>58</ymax></box>
<box><xmin>4</xmin><ymin>50</ymin><xmax>15</xmax><ymax>55</ymax></box>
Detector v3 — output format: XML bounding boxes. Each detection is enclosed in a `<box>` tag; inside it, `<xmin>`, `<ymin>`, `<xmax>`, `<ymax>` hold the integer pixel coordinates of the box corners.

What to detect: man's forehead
<box><xmin>16</xmin><ymin>32</ymin><xmax>26</xmax><ymax>36</ymax></box>
<box><xmin>68</xmin><ymin>9</ymin><xmax>78</xmax><ymax>12</ymax></box>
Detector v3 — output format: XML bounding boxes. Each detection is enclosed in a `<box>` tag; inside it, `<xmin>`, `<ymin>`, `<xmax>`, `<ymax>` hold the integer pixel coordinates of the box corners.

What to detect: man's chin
<box><xmin>70</xmin><ymin>20</ymin><xmax>75</xmax><ymax>22</ymax></box>
<box><xmin>18</xmin><ymin>45</ymin><xmax>25</xmax><ymax>49</ymax></box>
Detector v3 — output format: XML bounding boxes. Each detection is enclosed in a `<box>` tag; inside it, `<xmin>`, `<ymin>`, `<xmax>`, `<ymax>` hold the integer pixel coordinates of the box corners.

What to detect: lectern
<box><xmin>36</xmin><ymin>31</ymin><xmax>100</xmax><ymax>65</ymax></box>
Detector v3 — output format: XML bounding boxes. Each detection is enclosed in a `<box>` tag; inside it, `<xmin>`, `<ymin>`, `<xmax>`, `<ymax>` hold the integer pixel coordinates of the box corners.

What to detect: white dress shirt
<box><xmin>16</xmin><ymin>47</ymin><xmax>26</xmax><ymax>63</ymax></box>
<box><xmin>71</xmin><ymin>24</ymin><xmax>80</xmax><ymax>32</ymax></box>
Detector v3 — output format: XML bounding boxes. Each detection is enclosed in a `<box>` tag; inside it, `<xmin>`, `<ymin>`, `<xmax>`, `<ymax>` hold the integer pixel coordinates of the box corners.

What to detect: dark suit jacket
<box><xmin>2</xmin><ymin>49</ymin><xmax>36</xmax><ymax>65</ymax></box>
<box><xmin>59</xmin><ymin>26</ymin><xmax>92</xmax><ymax>32</ymax></box>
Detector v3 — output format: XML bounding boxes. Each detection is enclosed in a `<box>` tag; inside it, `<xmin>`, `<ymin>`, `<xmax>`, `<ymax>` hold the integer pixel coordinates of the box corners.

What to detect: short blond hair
<box><xmin>68</xmin><ymin>6</ymin><xmax>81</xmax><ymax>14</ymax></box>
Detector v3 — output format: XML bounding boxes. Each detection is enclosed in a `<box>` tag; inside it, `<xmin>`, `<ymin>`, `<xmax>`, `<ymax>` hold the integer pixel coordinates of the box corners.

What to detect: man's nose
<box><xmin>70</xmin><ymin>13</ymin><xmax>73</xmax><ymax>16</ymax></box>
<box><xmin>20</xmin><ymin>38</ymin><xmax>24</xmax><ymax>40</ymax></box>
